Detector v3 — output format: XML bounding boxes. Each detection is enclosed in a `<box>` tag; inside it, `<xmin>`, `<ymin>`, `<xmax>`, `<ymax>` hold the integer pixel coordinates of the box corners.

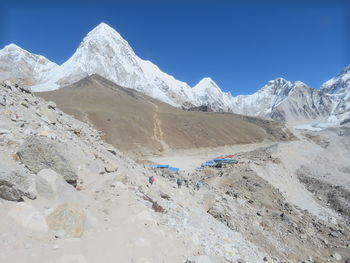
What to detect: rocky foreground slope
<box><xmin>1</xmin><ymin>81</ymin><xmax>350</xmax><ymax>262</ymax></box>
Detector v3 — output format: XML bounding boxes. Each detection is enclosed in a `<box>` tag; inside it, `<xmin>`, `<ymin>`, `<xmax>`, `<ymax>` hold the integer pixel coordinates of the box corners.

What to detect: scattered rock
<box><xmin>17</xmin><ymin>136</ymin><xmax>78</xmax><ymax>186</ymax></box>
<box><xmin>203</xmin><ymin>193</ymin><xmax>216</xmax><ymax>212</ymax></box>
<box><xmin>0</xmin><ymin>167</ymin><xmax>35</xmax><ymax>201</ymax></box>
<box><xmin>160</xmin><ymin>191</ymin><xmax>171</xmax><ymax>200</ymax></box>
<box><xmin>37</xmin><ymin>108</ymin><xmax>57</xmax><ymax>124</ymax></box>
<box><xmin>186</xmin><ymin>255</ymin><xmax>213</xmax><ymax>263</ymax></box>
<box><xmin>0</xmin><ymin>128</ymin><xmax>10</xmax><ymax>135</ymax></box>
<box><xmin>104</xmin><ymin>162</ymin><xmax>118</xmax><ymax>173</ymax></box>
<box><xmin>46</xmin><ymin>203</ymin><xmax>86</xmax><ymax>238</ymax></box>
<box><xmin>23</xmin><ymin>128</ymin><xmax>38</xmax><ymax>136</ymax></box>
<box><xmin>0</xmin><ymin>96</ymin><xmax>6</xmax><ymax>106</ymax></box>
<box><xmin>47</xmin><ymin>101</ymin><xmax>56</xmax><ymax>109</ymax></box>
<box><xmin>331</xmin><ymin>253</ymin><xmax>342</xmax><ymax>261</ymax></box>
<box><xmin>10</xmin><ymin>113</ymin><xmax>20</xmax><ymax>122</ymax></box>
<box><xmin>19</xmin><ymin>86</ymin><xmax>31</xmax><ymax>94</ymax></box>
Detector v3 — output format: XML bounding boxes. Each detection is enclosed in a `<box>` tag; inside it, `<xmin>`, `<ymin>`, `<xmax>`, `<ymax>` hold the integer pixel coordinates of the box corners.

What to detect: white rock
<box><xmin>187</xmin><ymin>255</ymin><xmax>214</xmax><ymax>263</ymax></box>
<box><xmin>35</xmin><ymin>169</ymin><xmax>78</xmax><ymax>203</ymax></box>
<box><xmin>332</xmin><ymin>253</ymin><xmax>342</xmax><ymax>261</ymax></box>
<box><xmin>23</xmin><ymin>128</ymin><xmax>38</xmax><ymax>136</ymax></box>
<box><xmin>38</xmin><ymin>108</ymin><xmax>57</xmax><ymax>124</ymax></box>
<box><xmin>9</xmin><ymin>202</ymin><xmax>48</xmax><ymax>232</ymax></box>
<box><xmin>0</xmin><ymin>128</ymin><xmax>10</xmax><ymax>135</ymax></box>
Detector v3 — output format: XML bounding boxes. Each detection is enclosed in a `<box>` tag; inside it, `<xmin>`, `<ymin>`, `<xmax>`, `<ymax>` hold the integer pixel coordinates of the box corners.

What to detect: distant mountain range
<box><xmin>0</xmin><ymin>22</ymin><xmax>349</xmax><ymax>123</ymax></box>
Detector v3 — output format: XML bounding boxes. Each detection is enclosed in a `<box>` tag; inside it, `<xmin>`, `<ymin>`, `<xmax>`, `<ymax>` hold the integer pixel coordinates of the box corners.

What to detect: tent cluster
<box><xmin>147</xmin><ymin>164</ymin><xmax>180</xmax><ymax>173</ymax></box>
<box><xmin>201</xmin><ymin>155</ymin><xmax>239</xmax><ymax>168</ymax></box>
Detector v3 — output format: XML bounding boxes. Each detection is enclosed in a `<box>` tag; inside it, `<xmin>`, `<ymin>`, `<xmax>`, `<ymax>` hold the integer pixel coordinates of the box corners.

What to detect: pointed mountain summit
<box><xmin>28</xmin><ymin>22</ymin><xmax>199</xmax><ymax>107</ymax></box>
<box><xmin>193</xmin><ymin>77</ymin><xmax>233</xmax><ymax>112</ymax></box>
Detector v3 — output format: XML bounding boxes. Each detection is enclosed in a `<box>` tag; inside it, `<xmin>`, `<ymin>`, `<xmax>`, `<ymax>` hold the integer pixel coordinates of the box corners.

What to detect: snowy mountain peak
<box><xmin>0</xmin><ymin>43</ymin><xmax>58</xmax><ymax>86</ymax></box>
<box><xmin>84</xmin><ymin>22</ymin><xmax>125</xmax><ymax>43</ymax></box>
<box><xmin>2</xmin><ymin>43</ymin><xmax>23</xmax><ymax>52</ymax></box>
<box><xmin>193</xmin><ymin>77</ymin><xmax>221</xmax><ymax>92</ymax></box>
<box><xmin>321</xmin><ymin>65</ymin><xmax>350</xmax><ymax>100</ymax></box>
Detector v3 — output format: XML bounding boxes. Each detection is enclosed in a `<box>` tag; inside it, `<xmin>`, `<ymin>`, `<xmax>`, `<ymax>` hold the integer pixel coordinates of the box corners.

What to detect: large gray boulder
<box><xmin>0</xmin><ymin>167</ymin><xmax>34</xmax><ymax>201</ymax></box>
<box><xmin>17</xmin><ymin>136</ymin><xmax>77</xmax><ymax>186</ymax></box>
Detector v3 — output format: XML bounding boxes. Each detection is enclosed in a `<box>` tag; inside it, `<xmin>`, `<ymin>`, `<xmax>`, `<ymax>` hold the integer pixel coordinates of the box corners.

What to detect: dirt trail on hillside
<box><xmin>152</xmin><ymin>103</ymin><xmax>169</xmax><ymax>152</ymax></box>
<box><xmin>37</xmin><ymin>74</ymin><xmax>295</xmax><ymax>155</ymax></box>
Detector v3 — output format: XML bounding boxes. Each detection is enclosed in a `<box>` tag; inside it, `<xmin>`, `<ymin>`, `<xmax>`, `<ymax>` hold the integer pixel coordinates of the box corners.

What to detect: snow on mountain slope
<box><xmin>0</xmin><ymin>22</ymin><xmax>348</xmax><ymax>124</ymax></box>
<box><xmin>30</xmin><ymin>23</ymin><xmax>199</xmax><ymax>107</ymax></box>
<box><xmin>228</xmin><ymin>78</ymin><xmax>339</xmax><ymax>123</ymax></box>
<box><xmin>270</xmin><ymin>82</ymin><xmax>338</xmax><ymax>122</ymax></box>
<box><xmin>0</xmin><ymin>44</ymin><xmax>58</xmax><ymax>86</ymax></box>
<box><xmin>321</xmin><ymin>65</ymin><xmax>350</xmax><ymax>100</ymax></box>
<box><xmin>192</xmin><ymin>77</ymin><xmax>234</xmax><ymax>112</ymax></box>
<box><xmin>229</xmin><ymin>78</ymin><xmax>295</xmax><ymax>116</ymax></box>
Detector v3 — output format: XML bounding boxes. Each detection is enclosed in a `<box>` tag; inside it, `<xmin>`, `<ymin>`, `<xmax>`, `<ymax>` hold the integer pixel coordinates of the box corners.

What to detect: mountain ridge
<box><xmin>0</xmin><ymin>22</ymin><xmax>349</xmax><ymax>123</ymax></box>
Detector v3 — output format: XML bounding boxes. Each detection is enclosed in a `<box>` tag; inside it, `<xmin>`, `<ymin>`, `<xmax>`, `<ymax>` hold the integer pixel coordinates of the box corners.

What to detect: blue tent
<box><xmin>147</xmin><ymin>164</ymin><xmax>180</xmax><ymax>172</ymax></box>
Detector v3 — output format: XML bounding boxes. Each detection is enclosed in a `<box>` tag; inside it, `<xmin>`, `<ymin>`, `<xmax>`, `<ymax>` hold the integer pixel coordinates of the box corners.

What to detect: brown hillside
<box><xmin>37</xmin><ymin>74</ymin><xmax>294</xmax><ymax>155</ymax></box>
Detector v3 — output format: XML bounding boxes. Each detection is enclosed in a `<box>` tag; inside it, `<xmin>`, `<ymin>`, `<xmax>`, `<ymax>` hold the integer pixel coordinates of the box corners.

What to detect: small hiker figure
<box><xmin>176</xmin><ymin>178</ymin><xmax>182</xmax><ymax>189</ymax></box>
<box><xmin>149</xmin><ymin>175</ymin><xmax>155</xmax><ymax>186</ymax></box>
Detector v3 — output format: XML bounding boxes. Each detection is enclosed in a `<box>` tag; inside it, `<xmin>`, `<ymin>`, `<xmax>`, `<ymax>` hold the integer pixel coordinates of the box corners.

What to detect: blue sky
<box><xmin>1</xmin><ymin>0</ymin><xmax>349</xmax><ymax>95</ymax></box>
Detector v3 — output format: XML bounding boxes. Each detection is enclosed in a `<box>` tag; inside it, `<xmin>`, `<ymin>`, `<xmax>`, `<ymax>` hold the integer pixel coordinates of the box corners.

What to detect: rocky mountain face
<box><xmin>0</xmin><ymin>22</ymin><xmax>349</xmax><ymax>123</ymax></box>
<box><xmin>0</xmin><ymin>44</ymin><xmax>58</xmax><ymax>86</ymax></box>
<box><xmin>321</xmin><ymin>66</ymin><xmax>350</xmax><ymax>100</ymax></box>
<box><xmin>268</xmin><ymin>81</ymin><xmax>338</xmax><ymax>122</ymax></box>
<box><xmin>320</xmin><ymin>66</ymin><xmax>350</xmax><ymax>122</ymax></box>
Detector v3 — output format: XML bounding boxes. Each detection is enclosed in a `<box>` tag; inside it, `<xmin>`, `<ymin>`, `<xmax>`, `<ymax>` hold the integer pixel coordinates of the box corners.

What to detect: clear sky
<box><xmin>1</xmin><ymin>0</ymin><xmax>349</xmax><ymax>95</ymax></box>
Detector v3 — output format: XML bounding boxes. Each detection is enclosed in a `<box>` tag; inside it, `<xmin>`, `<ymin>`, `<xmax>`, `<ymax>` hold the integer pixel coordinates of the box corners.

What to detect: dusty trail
<box><xmin>152</xmin><ymin>103</ymin><xmax>169</xmax><ymax>152</ymax></box>
<box><xmin>146</xmin><ymin>141</ymin><xmax>275</xmax><ymax>172</ymax></box>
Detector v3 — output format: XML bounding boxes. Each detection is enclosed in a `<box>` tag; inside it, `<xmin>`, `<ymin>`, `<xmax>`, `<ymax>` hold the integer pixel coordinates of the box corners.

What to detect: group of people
<box><xmin>148</xmin><ymin>175</ymin><xmax>202</xmax><ymax>191</ymax></box>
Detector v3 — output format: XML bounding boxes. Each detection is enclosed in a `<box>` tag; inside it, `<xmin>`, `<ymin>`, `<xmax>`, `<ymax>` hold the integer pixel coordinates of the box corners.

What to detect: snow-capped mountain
<box><xmin>0</xmin><ymin>22</ymin><xmax>349</xmax><ymax>123</ymax></box>
<box><xmin>0</xmin><ymin>44</ymin><xmax>58</xmax><ymax>86</ymax></box>
<box><xmin>229</xmin><ymin>78</ymin><xmax>296</xmax><ymax>116</ymax></box>
<box><xmin>29</xmin><ymin>23</ymin><xmax>199</xmax><ymax>107</ymax></box>
<box><xmin>192</xmin><ymin>77</ymin><xmax>234</xmax><ymax>112</ymax></box>
<box><xmin>269</xmin><ymin>82</ymin><xmax>338</xmax><ymax>122</ymax></box>
<box><xmin>226</xmin><ymin>78</ymin><xmax>338</xmax><ymax>122</ymax></box>
<box><xmin>320</xmin><ymin>66</ymin><xmax>350</xmax><ymax>121</ymax></box>
<box><xmin>321</xmin><ymin>66</ymin><xmax>350</xmax><ymax>100</ymax></box>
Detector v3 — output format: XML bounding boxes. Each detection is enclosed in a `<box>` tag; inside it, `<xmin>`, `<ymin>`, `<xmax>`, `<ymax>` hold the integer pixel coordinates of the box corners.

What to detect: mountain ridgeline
<box><xmin>0</xmin><ymin>22</ymin><xmax>349</xmax><ymax>123</ymax></box>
